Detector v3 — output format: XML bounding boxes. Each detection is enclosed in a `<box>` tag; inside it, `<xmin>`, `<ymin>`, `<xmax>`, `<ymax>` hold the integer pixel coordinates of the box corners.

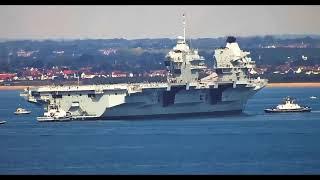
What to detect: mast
<box><xmin>183</xmin><ymin>13</ymin><xmax>186</xmax><ymax>43</ymax></box>
<box><xmin>77</xmin><ymin>76</ymin><xmax>80</xmax><ymax>86</ymax></box>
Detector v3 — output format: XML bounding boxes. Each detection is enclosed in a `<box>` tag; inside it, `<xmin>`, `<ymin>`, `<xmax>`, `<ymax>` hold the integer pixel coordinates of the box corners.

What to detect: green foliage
<box><xmin>1</xmin><ymin>36</ymin><xmax>320</xmax><ymax>75</ymax></box>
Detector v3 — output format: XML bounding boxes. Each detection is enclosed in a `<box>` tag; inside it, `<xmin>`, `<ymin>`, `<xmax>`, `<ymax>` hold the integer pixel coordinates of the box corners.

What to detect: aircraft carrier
<box><xmin>20</xmin><ymin>15</ymin><xmax>268</xmax><ymax>121</ymax></box>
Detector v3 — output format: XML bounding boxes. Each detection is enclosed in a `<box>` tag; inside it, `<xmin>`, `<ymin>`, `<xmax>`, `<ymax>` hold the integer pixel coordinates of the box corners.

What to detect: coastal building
<box><xmin>0</xmin><ymin>73</ymin><xmax>17</xmax><ymax>81</ymax></box>
<box><xmin>111</xmin><ymin>71</ymin><xmax>127</xmax><ymax>78</ymax></box>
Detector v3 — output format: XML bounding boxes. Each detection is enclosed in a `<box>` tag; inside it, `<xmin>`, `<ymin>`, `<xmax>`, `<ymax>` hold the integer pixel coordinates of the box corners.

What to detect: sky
<box><xmin>0</xmin><ymin>5</ymin><xmax>320</xmax><ymax>40</ymax></box>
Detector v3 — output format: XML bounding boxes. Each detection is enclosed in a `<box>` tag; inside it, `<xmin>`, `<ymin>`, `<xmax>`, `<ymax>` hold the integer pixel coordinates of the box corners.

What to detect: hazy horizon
<box><xmin>1</xmin><ymin>34</ymin><xmax>320</xmax><ymax>42</ymax></box>
<box><xmin>1</xmin><ymin>5</ymin><xmax>320</xmax><ymax>40</ymax></box>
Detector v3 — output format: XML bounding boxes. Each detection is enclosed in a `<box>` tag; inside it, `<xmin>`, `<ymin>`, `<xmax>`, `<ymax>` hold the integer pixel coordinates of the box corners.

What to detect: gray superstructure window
<box><xmin>88</xmin><ymin>94</ymin><xmax>95</xmax><ymax>98</ymax></box>
<box><xmin>52</xmin><ymin>94</ymin><xmax>62</xmax><ymax>98</ymax></box>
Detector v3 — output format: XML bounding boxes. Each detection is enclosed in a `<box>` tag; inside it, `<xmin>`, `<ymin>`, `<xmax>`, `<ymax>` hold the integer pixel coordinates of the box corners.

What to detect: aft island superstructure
<box><xmin>21</xmin><ymin>15</ymin><xmax>267</xmax><ymax>121</ymax></box>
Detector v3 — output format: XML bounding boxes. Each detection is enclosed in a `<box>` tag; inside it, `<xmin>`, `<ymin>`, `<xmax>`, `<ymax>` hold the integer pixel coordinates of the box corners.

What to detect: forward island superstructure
<box><xmin>21</xmin><ymin>14</ymin><xmax>267</xmax><ymax>121</ymax></box>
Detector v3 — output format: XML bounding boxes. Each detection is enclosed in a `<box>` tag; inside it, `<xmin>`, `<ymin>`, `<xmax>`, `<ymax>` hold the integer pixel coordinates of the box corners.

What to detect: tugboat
<box><xmin>14</xmin><ymin>107</ymin><xmax>31</xmax><ymax>115</ymax></box>
<box><xmin>264</xmin><ymin>97</ymin><xmax>311</xmax><ymax>113</ymax></box>
<box><xmin>37</xmin><ymin>104</ymin><xmax>72</xmax><ymax>122</ymax></box>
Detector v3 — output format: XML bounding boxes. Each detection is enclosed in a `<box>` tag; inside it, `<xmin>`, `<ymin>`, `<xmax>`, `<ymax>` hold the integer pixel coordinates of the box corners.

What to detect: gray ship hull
<box><xmin>24</xmin><ymin>83</ymin><xmax>261</xmax><ymax>121</ymax></box>
<box><xmin>99</xmin><ymin>85</ymin><xmax>257</xmax><ymax>119</ymax></box>
<box><xmin>79</xmin><ymin>110</ymin><xmax>243</xmax><ymax>120</ymax></box>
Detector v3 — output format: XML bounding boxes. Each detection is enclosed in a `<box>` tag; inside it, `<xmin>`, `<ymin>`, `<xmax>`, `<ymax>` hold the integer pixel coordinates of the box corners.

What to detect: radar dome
<box><xmin>226</xmin><ymin>36</ymin><xmax>236</xmax><ymax>43</ymax></box>
<box><xmin>177</xmin><ymin>36</ymin><xmax>184</xmax><ymax>40</ymax></box>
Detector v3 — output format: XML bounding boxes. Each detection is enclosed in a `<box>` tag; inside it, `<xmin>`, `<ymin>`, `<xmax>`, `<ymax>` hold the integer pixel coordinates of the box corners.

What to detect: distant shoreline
<box><xmin>266</xmin><ymin>82</ymin><xmax>320</xmax><ymax>87</ymax></box>
<box><xmin>0</xmin><ymin>86</ymin><xmax>31</xmax><ymax>90</ymax></box>
<box><xmin>1</xmin><ymin>82</ymin><xmax>320</xmax><ymax>90</ymax></box>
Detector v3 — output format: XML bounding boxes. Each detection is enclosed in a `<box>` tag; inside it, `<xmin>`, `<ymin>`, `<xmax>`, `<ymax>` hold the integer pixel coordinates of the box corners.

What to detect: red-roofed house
<box><xmin>62</xmin><ymin>70</ymin><xmax>77</xmax><ymax>79</ymax></box>
<box><xmin>63</xmin><ymin>70</ymin><xmax>77</xmax><ymax>76</ymax></box>
<box><xmin>0</xmin><ymin>73</ymin><xmax>17</xmax><ymax>81</ymax></box>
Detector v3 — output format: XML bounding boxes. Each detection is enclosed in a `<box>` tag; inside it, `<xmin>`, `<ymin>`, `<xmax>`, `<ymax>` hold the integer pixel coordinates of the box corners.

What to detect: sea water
<box><xmin>0</xmin><ymin>87</ymin><xmax>320</xmax><ymax>174</ymax></box>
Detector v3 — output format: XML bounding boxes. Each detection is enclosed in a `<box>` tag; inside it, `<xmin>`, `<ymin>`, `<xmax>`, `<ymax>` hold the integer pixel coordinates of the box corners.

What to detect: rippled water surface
<box><xmin>1</xmin><ymin>87</ymin><xmax>320</xmax><ymax>174</ymax></box>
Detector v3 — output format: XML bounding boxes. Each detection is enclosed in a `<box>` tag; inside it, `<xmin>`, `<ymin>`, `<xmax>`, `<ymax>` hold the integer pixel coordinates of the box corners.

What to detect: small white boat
<box><xmin>310</xmin><ymin>96</ymin><xmax>317</xmax><ymax>99</ymax></box>
<box><xmin>14</xmin><ymin>108</ymin><xmax>31</xmax><ymax>115</ymax></box>
<box><xmin>0</xmin><ymin>121</ymin><xmax>6</xmax><ymax>124</ymax></box>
